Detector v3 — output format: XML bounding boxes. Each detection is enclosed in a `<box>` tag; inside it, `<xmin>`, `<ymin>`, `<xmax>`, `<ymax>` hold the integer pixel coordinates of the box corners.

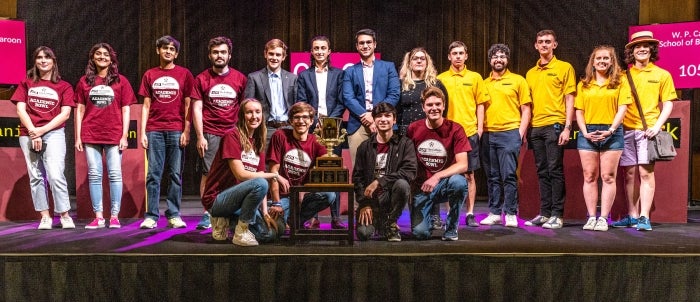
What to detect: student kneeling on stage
<box><xmin>266</xmin><ymin>102</ymin><xmax>337</xmax><ymax>228</ymax></box>
<box><xmin>353</xmin><ymin>103</ymin><xmax>417</xmax><ymax>241</ymax></box>
<box><xmin>407</xmin><ymin>87</ymin><xmax>470</xmax><ymax>241</ymax></box>
<box><xmin>201</xmin><ymin>99</ymin><xmax>282</xmax><ymax>247</ymax></box>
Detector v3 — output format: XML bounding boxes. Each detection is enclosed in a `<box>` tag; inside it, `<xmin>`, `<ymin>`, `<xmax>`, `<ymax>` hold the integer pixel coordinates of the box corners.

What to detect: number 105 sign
<box><xmin>630</xmin><ymin>21</ymin><xmax>700</xmax><ymax>89</ymax></box>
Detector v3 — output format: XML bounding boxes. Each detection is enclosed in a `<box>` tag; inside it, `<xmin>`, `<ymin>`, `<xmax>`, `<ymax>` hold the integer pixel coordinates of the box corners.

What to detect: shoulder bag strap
<box><xmin>626</xmin><ymin>71</ymin><xmax>648</xmax><ymax>130</ymax></box>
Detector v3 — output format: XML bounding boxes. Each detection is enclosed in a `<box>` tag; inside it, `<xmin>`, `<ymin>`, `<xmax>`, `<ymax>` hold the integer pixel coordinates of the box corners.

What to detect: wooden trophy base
<box><xmin>309</xmin><ymin>156</ymin><xmax>349</xmax><ymax>184</ymax></box>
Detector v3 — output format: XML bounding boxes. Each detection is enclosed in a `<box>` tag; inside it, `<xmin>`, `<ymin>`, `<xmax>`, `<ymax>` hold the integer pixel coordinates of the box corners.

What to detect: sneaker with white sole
<box><xmin>442</xmin><ymin>227</ymin><xmax>458</xmax><ymax>241</ymax></box>
<box><xmin>480</xmin><ymin>213</ymin><xmax>502</xmax><ymax>225</ymax></box>
<box><xmin>232</xmin><ymin>221</ymin><xmax>259</xmax><ymax>247</ymax></box>
<box><xmin>60</xmin><ymin>216</ymin><xmax>75</xmax><ymax>229</ymax></box>
<box><xmin>593</xmin><ymin>217</ymin><xmax>608</xmax><ymax>231</ymax></box>
<box><xmin>582</xmin><ymin>217</ymin><xmax>597</xmax><ymax>230</ymax></box>
<box><xmin>38</xmin><ymin>216</ymin><xmax>52</xmax><ymax>230</ymax></box>
<box><xmin>168</xmin><ymin>217</ymin><xmax>187</xmax><ymax>228</ymax></box>
<box><xmin>109</xmin><ymin>217</ymin><xmax>121</xmax><ymax>229</ymax></box>
<box><xmin>504</xmin><ymin>214</ymin><xmax>518</xmax><ymax>228</ymax></box>
<box><xmin>524</xmin><ymin>215</ymin><xmax>549</xmax><ymax>227</ymax></box>
<box><xmin>542</xmin><ymin>216</ymin><xmax>563</xmax><ymax>229</ymax></box>
<box><xmin>196</xmin><ymin>212</ymin><xmax>212</xmax><ymax>229</ymax></box>
<box><xmin>211</xmin><ymin>217</ymin><xmax>230</xmax><ymax>241</ymax></box>
<box><xmin>85</xmin><ymin>218</ymin><xmax>106</xmax><ymax>229</ymax></box>
<box><xmin>139</xmin><ymin>218</ymin><xmax>157</xmax><ymax>229</ymax></box>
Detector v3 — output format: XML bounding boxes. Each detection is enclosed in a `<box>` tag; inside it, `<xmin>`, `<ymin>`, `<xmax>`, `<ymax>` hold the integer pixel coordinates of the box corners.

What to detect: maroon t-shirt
<box><xmin>11</xmin><ymin>79</ymin><xmax>75</xmax><ymax>136</ymax></box>
<box><xmin>407</xmin><ymin>119</ymin><xmax>471</xmax><ymax>184</ymax></box>
<box><xmin>138</xmin><ymin>65</ymin><xmax>194</xmax><ymax>132</ymax></box>
<box><xmin>192</xmin><ymin>68</ymin><xmax>247</xmax><ymax>136</ymax></box>
<box><xmin>75</xmin><ymin>75</ymin><xmax>136</xmax><ymax>144</ymax></box>
<box><xmin>266</xmin><ymin>129</ymin><xmax>326</xmax><ymax>196</ymax></box>
<box><xmin>374</xmin><ymin>142</ymin><xmax>389</xmax><ymax>178</ymax></box>
<box><xmin>201</xmin><ymin>127</ymin><xmax>266</xmax><ymax>210</ymax></box>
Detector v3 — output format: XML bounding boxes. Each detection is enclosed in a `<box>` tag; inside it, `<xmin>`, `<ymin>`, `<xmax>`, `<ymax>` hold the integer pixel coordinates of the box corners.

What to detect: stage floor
<box><xmin>1</xmin><ymin>200</ymin><xmax>699</xmax><ymax>255</ymax></box>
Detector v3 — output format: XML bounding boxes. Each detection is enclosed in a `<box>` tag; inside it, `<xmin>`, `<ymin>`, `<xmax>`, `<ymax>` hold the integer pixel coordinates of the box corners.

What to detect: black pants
<box><xmin>528</xmin><ymin>125</ymin><xmax>566</xmax><ymax>217</ymax></box>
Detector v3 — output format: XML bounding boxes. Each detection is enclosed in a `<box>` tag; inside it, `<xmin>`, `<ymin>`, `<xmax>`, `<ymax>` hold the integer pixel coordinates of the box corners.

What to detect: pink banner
<box><xmin>0</xmin><ymin>19</ymin><xmax>26</xmax><ymax>85</ymax></box>
<box><xmin>290</xmin><ymin>52</ymin><xmax>381</xmax><ymax>75</ymax></box>
<box><xmin>630</xmin><ymin>21</ymin><xmax>700</xmax><ymax>89</ymax></box>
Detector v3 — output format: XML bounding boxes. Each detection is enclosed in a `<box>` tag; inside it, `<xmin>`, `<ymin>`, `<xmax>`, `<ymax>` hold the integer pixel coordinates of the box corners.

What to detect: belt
<box><xmin>266</xmin><ymin>120</ymin><xmax>289</xmax><ymax>128</ymax></box>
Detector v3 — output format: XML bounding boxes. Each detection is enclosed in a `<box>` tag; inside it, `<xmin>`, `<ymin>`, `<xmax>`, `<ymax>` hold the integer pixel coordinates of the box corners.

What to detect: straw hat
<box><xmin>625</xmin><ymin>30</ymin><xmax>659</xmax><ymax>49</ymax></box>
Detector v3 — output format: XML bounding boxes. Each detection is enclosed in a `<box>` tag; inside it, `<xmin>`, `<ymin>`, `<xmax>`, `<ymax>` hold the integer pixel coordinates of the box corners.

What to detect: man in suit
<box><xmin>342</xmin><ymin>28</ymin><xmax>400</xmax><ymax>166</ymax></box>
<box><xmin>295</xmin><ymin>35</ymin><xmax>346</xmax><ymax>229</ymax></box>
<box><xmin>244</xmin><ymin>38</ymin><xmax>297</xmax><ymax>143</ymax></box>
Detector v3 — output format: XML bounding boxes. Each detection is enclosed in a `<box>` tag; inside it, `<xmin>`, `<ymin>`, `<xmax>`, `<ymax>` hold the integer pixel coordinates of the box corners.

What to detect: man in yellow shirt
<box><xmin>479</xmin><ymin>44</ymin><xmax>532</xmax><ymax>228</ymax></box>
<box><xmin>437</xmin><ymin>41</ymin><xmax>489</xmax><ymax>227</ymax></box>
<box><xmin>524</xmin><ymin>30</ymin><xmax>576</xmax><ymax>229</ymax></box>
<box><xmin>612</xmin><ymin>30</ymin><xmax>676</xmax><ymax>231</ymax></box>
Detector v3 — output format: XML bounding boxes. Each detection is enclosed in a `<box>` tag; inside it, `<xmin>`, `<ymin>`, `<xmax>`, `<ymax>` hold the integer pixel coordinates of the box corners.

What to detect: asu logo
<box><xmin>416</xmin><ymin>139</ymin><xmax>447</xmax><ymax>172</ymax></box>
<box><xmin>283</xmin><ymin>148</ymin><xmax>311</xmax><ymax>183</ymax></box>
<box><xmin>208</xmin><ymin>84</ymin><xmax>237</xmax><ymax>111</ymax></box>
<box><xmin>27</xmin><ymin>86</ymin><xmax>59</xmax><ymax>113</ymax></box>
<box><xmin>151</xmin><ymin>76</ymin><xmax>180</xmax><ymax>103</ymax></box>
<box><xmin>241</xmin><ymin>150</ymin><xmax>261</xmax><ymax>172</ymax></box>
<box><xmin>88</xmin><ymin>85</ymin><xmax>115</xmax><ymax>108</ymax></box>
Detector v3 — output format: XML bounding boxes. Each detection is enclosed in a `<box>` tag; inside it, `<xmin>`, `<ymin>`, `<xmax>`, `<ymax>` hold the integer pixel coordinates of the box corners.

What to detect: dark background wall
<box><xmin>4</xmin><ymin>0</ymin><xmax>698</xmax><ymax>197</ymax></box>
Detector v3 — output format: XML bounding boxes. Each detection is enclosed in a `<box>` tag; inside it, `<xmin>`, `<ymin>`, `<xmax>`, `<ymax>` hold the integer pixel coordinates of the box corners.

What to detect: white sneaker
<box><xmin>140</xmin><ymin>218</ymin><xmax>157</xmax><ymax>229</ymax></box>
<box><xmin>582</xmin><ymin>217</ymin><xmax>597</xmax><ymax>230</ymax></box>
<box><xmin>211</xmin><ymin>217</ymin><xmax>230</xmax><ymax>241</ymax></box>
<box><xmin>504</xmin><ymin>214</ymin><xmax>518</xmax><ymax>228</ymax></box>
<box><xmin>480</xmin><ymin>213</ymin><xmax>502</xmax><ymax>225</ymax></box>
<box><xmin>38</xmin><ymin>216</ymin><xmax>52</xmax><ymax>230</ymax></box>
<box><xmin>542</xmin><ymin>216</ymin><xmax>563</xmax><ymax>229</ymax></box>
<box><xmin>168</xmin><ymin>217</ymin><xmax>187</xmax><ymax>228</ymax></box>
<box><xmin>593</xmin><ymin>217</ymin><xmax>608</xmax><ymax>231</ymax></box>
<box><xmin>60</xmin><ymin>216</ymin><xmax>75</xmax><ymax>229</ymax></box>
<box><xmin>232</xmin><ymin>221</ymin><xmax>259</xmax><ymax>247</ymax></box>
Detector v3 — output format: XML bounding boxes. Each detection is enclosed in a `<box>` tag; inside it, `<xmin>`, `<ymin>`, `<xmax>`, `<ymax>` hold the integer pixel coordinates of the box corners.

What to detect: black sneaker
<box><xmin>465</xmin><ymin>214</ymin><xmax>478</xmax><ymax>227</ymax></box>
<box><xmin>430</xmin><ymin>214</ymin><xmax>444</xmax><ymax>231</ymax></box>
<box><xmin>385</xmin><ymin>223</ymin><xmax>401</xmax><ymax>242</ymax></box>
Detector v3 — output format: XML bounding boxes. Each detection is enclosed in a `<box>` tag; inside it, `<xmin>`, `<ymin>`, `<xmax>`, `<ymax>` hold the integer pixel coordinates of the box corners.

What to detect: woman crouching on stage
<box><xmin>200</xmin><ymin>98</ymin><xmax>282</xmax><ymax>246</ymax></box>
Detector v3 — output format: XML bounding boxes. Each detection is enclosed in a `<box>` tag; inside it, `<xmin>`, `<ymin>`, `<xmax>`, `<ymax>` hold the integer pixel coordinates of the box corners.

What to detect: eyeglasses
<box><xmin>491</xmin><ymin>55</ymin><xmax>508</xmax><ymax>60</ymax></box>
<box><xmin>411</xmin><ymin>56</ymin><xmax>427</xmax><ymax>61</ymax></box>
<box><xmin>291</xmin><ymin>115</ymin><xmax>312</xmax><ymax>121</ymax></box>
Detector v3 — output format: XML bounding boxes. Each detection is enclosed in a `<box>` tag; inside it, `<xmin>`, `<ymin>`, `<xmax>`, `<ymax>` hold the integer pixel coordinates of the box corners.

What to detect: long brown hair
<box><xmin>85</xmin><ymin>43</ymin><xmax>120</xmax><ymax>86</ymax></box>
<box><xmin>580</xmin><ymin>45</ymin><xmax>622</xmax><ymax>89</ymax></box>
<box><xmin>236</xmin><ymin>98</ymin><xmax>267</xmax><ymax>154</ymax></box>
<box><xmin>27</xmin><ymin>46</ymin><xmax>61</xmax><ymax>83</ymax></box>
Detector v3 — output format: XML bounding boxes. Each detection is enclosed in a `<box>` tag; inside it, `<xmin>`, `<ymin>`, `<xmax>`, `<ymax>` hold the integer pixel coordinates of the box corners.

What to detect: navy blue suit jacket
<box><xmin>341</xmin><ymin>59</ymin><xmax>400</xmax><ymax>134</ymax></box>
<box><xmin>295</xmin><ymin>66</ymin><xmax>345</xmax><ymax>118</ymax></box>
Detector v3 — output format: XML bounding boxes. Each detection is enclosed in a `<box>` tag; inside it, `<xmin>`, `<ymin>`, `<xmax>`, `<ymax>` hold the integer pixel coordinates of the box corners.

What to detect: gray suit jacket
<box><xmin>244</xmin><ymin>68</ymin><xmax>297</xmax><ymax>121</ymax></box>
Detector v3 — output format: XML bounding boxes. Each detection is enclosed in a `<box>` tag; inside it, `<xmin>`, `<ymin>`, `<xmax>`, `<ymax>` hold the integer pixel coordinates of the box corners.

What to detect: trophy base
<box><xmin>309</xmin><ymin>167</ymin><xmax>349</xmax><ymax>184</ymax></box>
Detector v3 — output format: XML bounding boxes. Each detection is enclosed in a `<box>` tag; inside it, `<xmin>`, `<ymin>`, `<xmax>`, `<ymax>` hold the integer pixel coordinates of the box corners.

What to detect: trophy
<box><xmin>309</xmin><ymin>117</ymin><xmax>349</xmax><ymax>184</ymax></box>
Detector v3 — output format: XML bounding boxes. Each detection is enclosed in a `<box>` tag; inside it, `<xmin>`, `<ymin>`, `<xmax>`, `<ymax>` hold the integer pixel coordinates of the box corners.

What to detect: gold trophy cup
<box><xmin>309</xmin><ymin>117</ymin><xmax>349</xmax><ymax>184</ymax></box>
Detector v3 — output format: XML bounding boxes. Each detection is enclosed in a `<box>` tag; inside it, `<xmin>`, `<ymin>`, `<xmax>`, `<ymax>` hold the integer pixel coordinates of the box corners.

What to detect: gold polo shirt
<box><xmin>484</xmin><ymin>69</ymin><xmax>532</xmax><ymax>132</ymax></box>
<box><xmin>622</xmin><ymin>63</ymin><xmax>677</xmax><ymax>130</ymax></box>
<box><xmin>525</xmin><ymin>56</ymin><xmax>576</xmax><ymax>127</ymax></box>
<box><xmin>438</xmin><ymin>67</ymin><xmax>490</xmax><ymax>136</ymax></box>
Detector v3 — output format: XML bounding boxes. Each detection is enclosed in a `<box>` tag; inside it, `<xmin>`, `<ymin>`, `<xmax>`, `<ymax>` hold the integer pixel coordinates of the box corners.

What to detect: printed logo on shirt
<box><xmin>88</xmin><ymin>85</ymin><xmax>115</xmax><ymax>108</ymax></box>
<box><xmin>151</xmin><ymin>76</ymin><xmax>180</xmax><ymax>103</ymax></box>
<box><xmin>27</xmin><ymin>86</ymin><xmax>59</xmax><ymax>113</ymax></box>
<box><xmin>283</xmin><ymin>148</ymin><xmax>312</xmax><ymax>183</ymax></box>
<box><xmin>462</xmin><ymin>83</ymin><xmax>473</xmax><ymax>86</ymax></box>
<box><xmin>547</xmin><ymin>73</ymin><xmax>557</xmax><ymax>77</ymax></box>
<box><xmin>374</xmin><ymin>152</ymin><xmax>388</xmax><ymax>178</ymax></box>
<box><xmin>241</xmin><ymin>150</ymin><xmax>261</xmax><ymax>172</ymax></box>
<box><xmin>207</xmin><ymin>84</ymin><xmax>237</xmax><ymax>111</ymax></box>
<box><xmin>416</xmin><ymin>139</ymin><xmax>447</xmax><ymax>172</ymax></box>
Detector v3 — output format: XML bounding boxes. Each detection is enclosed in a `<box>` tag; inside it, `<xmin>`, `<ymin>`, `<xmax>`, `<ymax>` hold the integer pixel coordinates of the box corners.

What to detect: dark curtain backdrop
<box><xmin>17</xmin><ymin>0</ymin><xmax>639</xmax><ymax>195</ymax></box>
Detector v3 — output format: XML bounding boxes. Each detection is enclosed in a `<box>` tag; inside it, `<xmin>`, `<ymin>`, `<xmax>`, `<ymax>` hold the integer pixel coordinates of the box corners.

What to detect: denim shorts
<box><xmin>576</xmin><ymin>124</ymin><xmax>623</xmax><ymax>151</ymax></box>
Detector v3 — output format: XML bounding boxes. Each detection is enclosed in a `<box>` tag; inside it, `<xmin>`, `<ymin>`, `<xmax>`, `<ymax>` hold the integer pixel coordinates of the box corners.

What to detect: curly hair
<box><xmin>624</xmin><ymin>42</ymin><xmax>659</xmax><ymax>65</ymax></box>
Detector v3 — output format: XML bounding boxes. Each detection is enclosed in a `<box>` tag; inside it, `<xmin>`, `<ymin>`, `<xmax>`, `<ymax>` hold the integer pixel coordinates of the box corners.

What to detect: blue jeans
<box><xmin>145</xmin><ymin>131</ymin><xmax>183</xmax><ymax>220</ymax></box>
<box><xmin>19</xmin><ymin>129</ymin><xmax>71</xmax><ymax>213</ymax></box>
<box><xmin>280</xmin><ymin>192</ymin><xmax>336</xmax><ymax>225</ymax></box>
<box><xmin>209</xmin><ymin>177</ymin><xmax>268</xmax><ymax>224</ymax></box>
<box><xmin>411</xmin><ymin>174</ymin><xmax>467</xmax><ymax>240</ymax></box>
<box><xmin>528</xmin><ymin>125</ymin><xmax>565</xmax><ymax>217</ymax></box>
<box><xmin>85</xmin><ymin>144</ymin><xmax>122</xmax><ymax>216</ymax></box>
<box><xmin>481</xmin><ymin>129</ymin><xmax>521</xmax><ymax>215</ymax></box>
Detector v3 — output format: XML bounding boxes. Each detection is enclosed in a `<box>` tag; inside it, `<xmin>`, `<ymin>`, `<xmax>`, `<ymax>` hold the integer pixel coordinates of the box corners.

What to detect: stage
<box><xmin>1</xmin><ymin>199</ymin><xmax>699</xmax><ymax>301</ymax></box>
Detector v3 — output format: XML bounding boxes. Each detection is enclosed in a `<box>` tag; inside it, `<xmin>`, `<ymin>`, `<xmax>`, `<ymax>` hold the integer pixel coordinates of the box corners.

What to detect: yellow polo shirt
<box><xmin>526</xmin><ymin>56</ymin><xmax>576</xmax><ymax>127</ymax></box>
<box><xmin>574</xmin><ymin>77</ymin><xmax>632</xmax><ymax>124</ymax></box>
<box><xmin>437</xmin><ymin>67</ymin><xmax>490</xmax><ymax>136</ymax></box>
<box><xmin>623</xmin><ymin>63</ymin><xmax>677</xmax><ymax>129</ymax></box>
<box><xmin>484</xmin><ymin>69</ymin><xmax>532</xmax><ymax>132</ymax></box>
